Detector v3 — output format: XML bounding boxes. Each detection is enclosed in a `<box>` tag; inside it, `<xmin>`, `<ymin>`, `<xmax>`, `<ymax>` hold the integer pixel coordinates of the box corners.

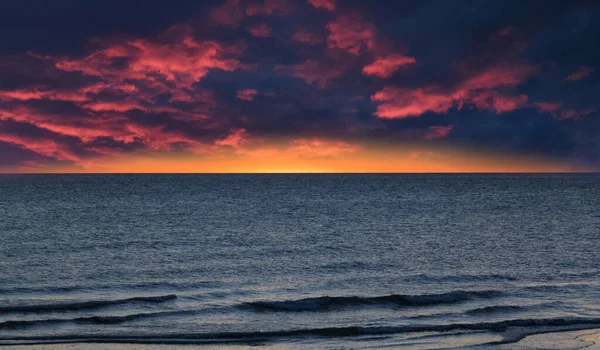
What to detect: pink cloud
<box><xmin>425</xmin><ymin>125</ymin><xmax>454</xmax><ymax>140</ymax></box>
<box><xmin>291</xmin><ymin>29</ymin><xmax>324</xmax><ymax>45</ymax></box>
<box><xmin>0</xmin><ymin>103</ymin><xmax>130</xmax><ymax>143</ymax></box>
<box><xmin>83</xmin><ymin>101</ymin><xmax>147</xmax><ymax>112</ymax></box>
<box><xmin>122</xmin><ymin>123</ymin><xmax>206</xmax><ymax>152</ymax></box>
<box><xmin>459</xmin><ymin>64</ymin><xmax>537</xmax><ymax>90</ymax></box>
<box><xmin>245</xmin><ymin>3</ymin><xmax>265</xmax><ymax>16</ymax></box>
<box><xmin>211</xmin><ymin>0</ymin><xmax>244</xmax><ymax>27</ymax></box>
<box><xmin>0</xmin><ymin>24</ymin><xmax>255</xmax><ymax>166</ymax></box>
<box><xmin>264</xmin><ymin>0</ymin><xmax>296</xmax><ymax>15</ymax></box>
<box><xmin>554</xmin><ymin>108</ymin><xmax>596</xmax><ymax>120</ymax></box>
<box><xmin>278</xmin><ymin>59</ymin><xmax>345</xmax><ymax>88</ymax></box>
<box><xmin>290</xmin><ymin>138</ymin><xmax>357</xmax><ymax>157</ymax></box>
<box><xmin>371</xmin><ymin>63</ymin><xmax>537</xmax><ymax>118</ymax></box>
<box><xmin>533</xmin><ymin>101</ymin><xmax>563</xmax><ymax>113</ymax></box>
<box><xmin>237</xmin><ymin>89</ymin><xmax>258</xmax><ymax>101</ymax></box>
<box><xmin>531</xmin><ymin>102</ymin><xmax>595</xmax><ymax>120</ymax></box>
<box><xmin>307</xmin><ymin>0</ymin><xmax>336</xmax><ymax>11</ymax></box>
<box><xmin>215</xmin><ymin>128</ymin><xmax>248</xmax><ymax>148</ymax></box>
<box><xmin>469</xmin><ymin>92</ymin><xmax>528</xmax><ymax>113</ymax></box>
<box><xmin>362</xmin><ymin>53</ymin><xmax>416</xmax><ymax>78</ymax></box>
<box><xmin>246</xmin><ymin>0</ymin><xmax>295</xmax><ymax>16</ymax></box>
<box><xmin>0</xmin><ymin>88</ymin><xmax>88</xmax><ymax>102</ymax></box>
<box><xmin>493</xmin><ymin>26</ymin><xmax>515</xmax><ymax>38</ymax></box>
<box><xmin>371</xmin><ymin>87</ymin><xmax>455</xmax><ymax>119</ymax></box>
<box><xmin>54</xmin><ymin>26</ymin><xmax>244</xmax><ymax>89</ymax></box>
<box><xmin>1</xmin><ymin>105</ymin><xmax>201</xmax><ymax>158</ymax></box>
<box><xmin>0</xmin><ymin>127</ymin><xmax>82</xmax><ymax>163</ymax></box>
<box><xmin>247</xmin><ymin>23</ymin><xmax>271</xmax><ymax>37</ymax></box>
<box><xmin>326</xmin><ymin>14</ymin><xmax>376</xmax><ymax>55</ymax></box>
<box><xmin>565</xmin><ymin>65</ymin><xmax>594</xmax><ymax>81</ymax></box>
<box><xmin>0</xmin><ymin>80</ymin><xmax>205</xmax><ymax>134</ymax></box>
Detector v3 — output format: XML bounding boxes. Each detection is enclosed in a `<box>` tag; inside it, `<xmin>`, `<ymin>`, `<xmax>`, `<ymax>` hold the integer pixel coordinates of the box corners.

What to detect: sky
<box><xmin>0</xmin><ymin>0</ymin><xmax>599</xmax><ymax>173</ymax></box>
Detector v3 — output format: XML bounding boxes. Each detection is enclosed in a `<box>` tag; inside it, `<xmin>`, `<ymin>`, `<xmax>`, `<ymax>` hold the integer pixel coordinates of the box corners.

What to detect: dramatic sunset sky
<box><xmin>0</xmin><ymin>0</ymin><xmax>598</xmax><ymax>173</ymax></box>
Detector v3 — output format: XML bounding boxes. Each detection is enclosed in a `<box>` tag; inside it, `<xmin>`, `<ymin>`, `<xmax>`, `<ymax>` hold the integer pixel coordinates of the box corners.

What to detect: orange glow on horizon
<box><xmin>2</xmin><ymin>142</ymin><xmax>588</xmax><ymax>174</ymax></box>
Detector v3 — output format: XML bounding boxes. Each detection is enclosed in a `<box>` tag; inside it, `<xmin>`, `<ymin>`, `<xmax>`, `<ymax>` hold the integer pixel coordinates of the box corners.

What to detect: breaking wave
<box><xmin>0</xmin><ymin>310</ymin><xmax>189</xmax><ymax>329</ymax></box>
<box><xmin>2</xmin><ymin>317</ymin><xmax>600</xmax><ymax>345</ymax></box>
<box><xmin>0</xmin><ymin>294</ymin><xmax>176</xmax><ymax>314</ymax></box>
<box><xmin>239</xmin><ymin>290</ymin><xmax>502</xmax><ymax>312</ymax></box>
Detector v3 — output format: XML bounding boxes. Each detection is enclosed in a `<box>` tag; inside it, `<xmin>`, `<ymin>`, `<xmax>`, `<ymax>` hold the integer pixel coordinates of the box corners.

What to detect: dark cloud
<box><xmin>0</xmin><ymin>0</ymin><xmax>216</xmax><ymax>55</ymax></box>
<box><xmin>0</xmin><ymin>0</ymin><xmax>598</xmax><ymax>170</ymax></box>
<box><xmin>0</xmin><ymin>141</ymin><xmax>51</xmax><ymax>167</ymax></box>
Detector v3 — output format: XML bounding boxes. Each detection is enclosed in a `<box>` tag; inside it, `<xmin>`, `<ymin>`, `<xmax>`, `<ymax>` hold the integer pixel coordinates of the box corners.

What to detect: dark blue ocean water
<box><xmin>1</xmin><ymin>174</ymin><xmax>600</xmax><ymax>349</ymax></box>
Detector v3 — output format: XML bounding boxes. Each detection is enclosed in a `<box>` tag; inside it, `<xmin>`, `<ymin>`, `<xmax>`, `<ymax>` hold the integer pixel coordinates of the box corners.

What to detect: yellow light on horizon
<box><xmin>3</xmin><ymin>141</ymin><xmax>587</xmax><ymax>174</ymax></box>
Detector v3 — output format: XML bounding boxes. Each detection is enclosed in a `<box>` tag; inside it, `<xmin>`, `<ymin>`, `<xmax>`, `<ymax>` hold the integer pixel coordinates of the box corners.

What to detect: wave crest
<box><xmin>2</xmin><ymin>317</ymin><xmax>600</xmax><ymax>345</ymax></box>
<box><xmin>240</xmin><ymin>290</ymin><xmax>501</xmax><ymax>312</ymax></box>
<box><xmin>0</xmin><ymin>294</ymin><xmax>176</xmax><ymax>314</ymax></box>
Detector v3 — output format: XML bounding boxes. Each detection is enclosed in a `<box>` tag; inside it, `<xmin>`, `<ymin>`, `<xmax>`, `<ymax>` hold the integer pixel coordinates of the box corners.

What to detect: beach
<box><xmin>2</xmin><ymin>328</ymin><xmax>600</xmax><ymax>349</ymax></box>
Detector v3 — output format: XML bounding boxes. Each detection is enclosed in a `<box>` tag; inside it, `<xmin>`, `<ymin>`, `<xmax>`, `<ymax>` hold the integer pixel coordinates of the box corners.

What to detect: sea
<box><xmin>0</xmin><ymin>174</ymin><xmax>599</xmax><ymax>349</ymax></box>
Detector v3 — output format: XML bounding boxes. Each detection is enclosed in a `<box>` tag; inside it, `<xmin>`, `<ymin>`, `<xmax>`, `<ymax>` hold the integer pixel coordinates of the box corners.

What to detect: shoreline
<box><xmin>477</xmin><ymin>328</ymin><xmax>600</xmax><ymax>349</ymax></box>
<box><xmin>1</xmin><ymin>328</ymin><xmax>600</xmax><ymax>349</ymax></box>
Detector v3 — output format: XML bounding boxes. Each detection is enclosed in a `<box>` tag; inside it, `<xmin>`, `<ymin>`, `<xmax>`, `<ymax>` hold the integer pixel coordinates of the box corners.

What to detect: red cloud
<box><xmin>247</xmin><ymin>23</ymin><xmax>271</xmax><ymax>37</ymax></box>
<box><xmin>0</xmin><ymin>121</ymin><xmax>82</xmax><ymax>163</ymax></box>
<box><xmin>493</xmin><ymin>26</ymin><xmax>515</xmax><ymax>38</ymax></box>
<box><xmin>215</xmin><ymin>128</ymin><xmax>248</xmax><ymax>147</ymax></box>
<box><xmin>245</xmin><ymin>3</ymin><xmax>265</xmax><ymax>16</ymax></box>
<box><xmin>307</xmin><ymin>0</ymin><xmax>336</xmax><ymax>11</ymax></box>
<box><xmin>278</xmin><ymin>59</ymin><xmax>345</xmax><ymax>88</ymax></box>
<box><xmin>565</xmin><ymin>65</ymin><xmax>594</xmax><ymax>81</ymax></box>
<box><xmin>291</xmin><ymin>29</ymin><xmax>324</xmax><ymax>45</ymax></box>
<box><xmin>0</xmin><ymin>134</ymin><xmax>80</xmax><ymax>163</ymax></box>
<box><xmin>6</xmin><ymin>27</ymin><xmax>242</xmax><ymax>125</ymax></box>
<box><xmin>326</xmin><ymin>14</ymin><xmax>376</xmax><ymax>55</ymax></box>
<box><xmin>371</xmin><ymin>87</ymin><xmax>455</xmax><ymax>119</ymax></box>
<box><xmin>460</xmin><ymin>64</ymin><xmax>537</xmax><ymax>90</ymax></box>
<box><xmin>0</xmin><ymin>28</ymin><xmax>245</xmax><ymax>166</ymax></box>
<box><xmin>425</xmin><ymin>125</ymin><xmax>454</xmax><ymax>140</ymax></box>
<box><xmin>554</xmin><ymin>108</ymin><xmax>596</xmax><ymax>120</ymax></box>
<box><xmin>211</xmin><ymin>0</ymin><xmax>244</xmax><ymax>27</ymax></box>
<box><xmin>0</xmin><ymin>103</ymin><xmax>130</xmax><ymax>143</ymax></box>
<box><xmin>0</xmin><ymin>88</ymin><xmax>88</xmax><ymax>102</ymax></box>
<box><xmin>531</xmin><ymin>101</ymin><xmax>596</xmax><ymax>120</ymax></box>
<box><xmin>263</xmin><ymin>0</ymin><xmax>296</xmax><ymax>15</ymax></box>
<box><xmin>362</xmin><ymin>53</ymin><xmax>416</xmax><ymax>78</ymax></box>
<box><xmin>121</xmin><ymin>123</ymin><xmax>207</xmax><ymax>152</ymax></box>
<box><xmin>246</xmin><ymin>0</ymin><xmax>295</xmax><ymax>16</ymax></box>
<box><xmin>533</xmin><ymin>101</ymin><xmax>563</xmax><ymax>113</ymax></box>
<box><xmin>83</xmin><ymin>101</ymin><xmax>147</xmax><ymax>112</ymax></box>
<box><xmin>55</xmin><ymin>27</ymin><xmax>244</xmax><ymax>90</ymax></box>
<box><xmin>371</xmin><ymin>63</ymin><xmax>536</xmax><ymax>118</ymax></box>
<box><xmin>2</xmin><ymin>108</ymin><xmax>198</xmax><ymax>159</ymax></box>
<box><xmin>237</xmin><ymin>89</ymin><xmax>258</xmax><ymax>101</ymax></box>
<box><xmin>470</xmin><ymin>92</ymin><xmax>528</xmax><ymax>113</ymax></box>
<box><xmin>80</xmin><ymin>82</ymin><xmax>138</xmax><ymax>95</ymax></box>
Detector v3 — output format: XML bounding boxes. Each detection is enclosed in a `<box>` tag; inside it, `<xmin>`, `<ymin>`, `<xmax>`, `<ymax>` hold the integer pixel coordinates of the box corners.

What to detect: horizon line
<box><xmin>1</xmin><ymin>172</ymin><xmax>597</xmax><ymax>175</ymax></box>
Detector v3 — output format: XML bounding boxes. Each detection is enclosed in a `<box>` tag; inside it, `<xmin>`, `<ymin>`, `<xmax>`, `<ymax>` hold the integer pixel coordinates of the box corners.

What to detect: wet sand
<box><xmin>1</xmin><ymin>328</ymin><xmax>600</xmax><ymax>350</ymax></box>
<box><xmin>476</xmin><ymin>328</ymin><xmax>600</xmax><ymax>349</ymax></box>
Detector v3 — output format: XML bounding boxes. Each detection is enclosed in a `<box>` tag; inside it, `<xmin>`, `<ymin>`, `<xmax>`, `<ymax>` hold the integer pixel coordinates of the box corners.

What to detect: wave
<box><xmin>239</xmin><ymin>290</ymin><xmax>501</xmax><ymax>312</ymax></box>
<box><xmin>466</xmin><ymin>301</ymin><xmax>562</xmax><ymax>316</ymax></box>
<box><xmin>0</xmin><ymin>281</ymin><xmax>221</xmax><ymax>294</ymax></box>
<box><xmin>404</xmin><ymin>273</ymin><xmax>517</xmax><ymax>283</ymax></box>
<box><xmin>2</xmin><ymin>317</ymin><xmax>600</xmax><ymax>345</ymax></box>
<box><xmin>553</xmin><ymin>270</ymin><xmax>600</xmax><ymax>280</ymax></box>
<box><xmin>0</xmin><ymin>294</ymin><xmax>176</xmax><ymax>314</ymax></box>
<box><xmin>518</xmin><ymin>281</ymin><xmax>600</xmax><ymax>292</ymax></box>
<box><xmin>465</xmin><ymin>305</ymin><xmax>527</xmax><ymax>315</ymax></box>
<box><xmin>0</xmin><ymin>310</ymin><xmax>189</xmax><ymax>329</ymax></box>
